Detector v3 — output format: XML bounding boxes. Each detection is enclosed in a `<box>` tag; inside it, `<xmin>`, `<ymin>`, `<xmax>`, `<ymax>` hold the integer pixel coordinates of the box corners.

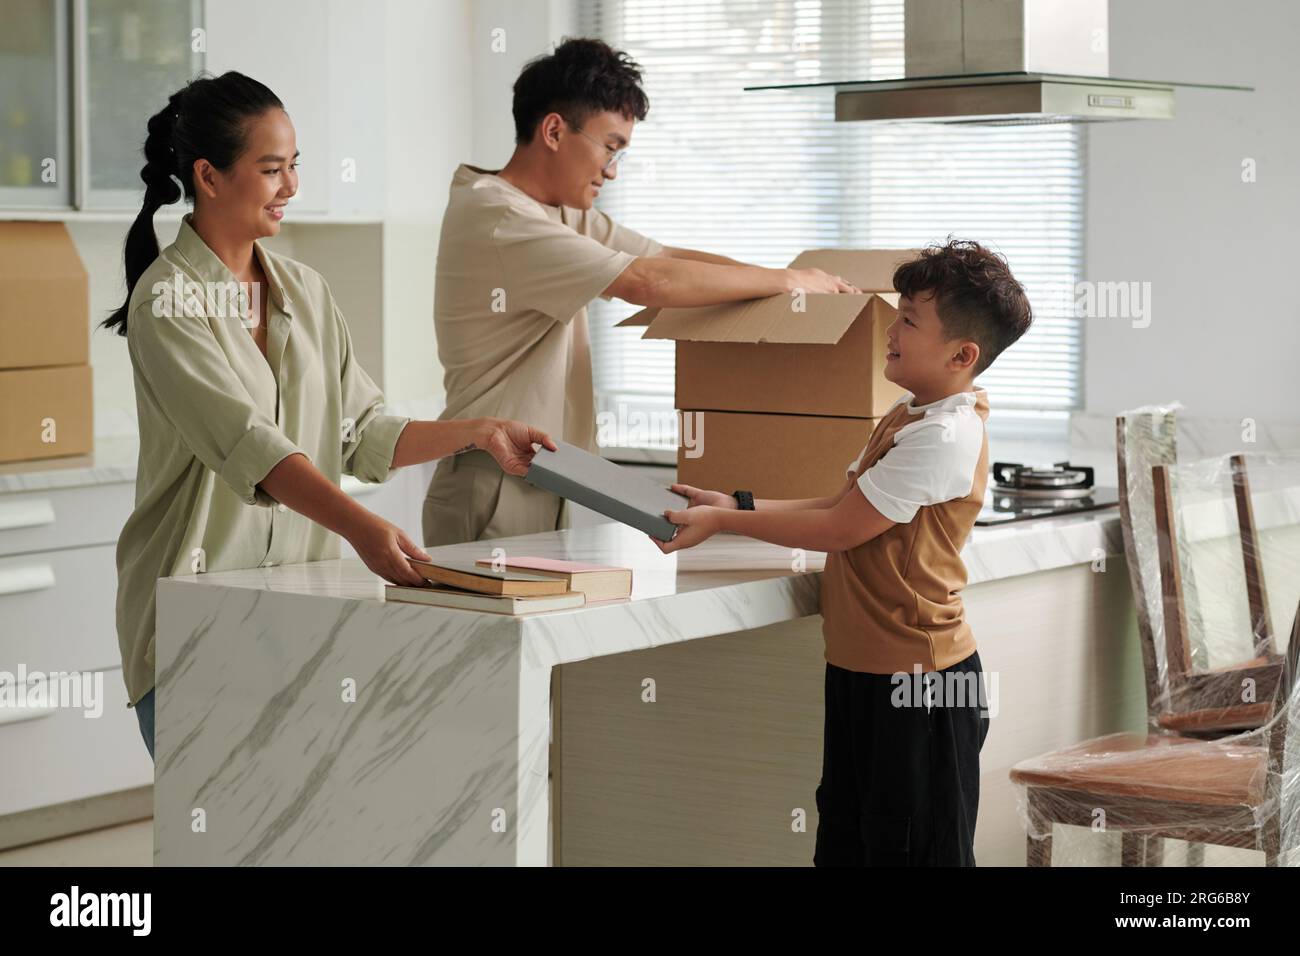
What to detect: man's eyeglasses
<box><xmin>565</xmin><ymin>118</ymin><xmax>629</xmax><ymax>172</ymax></box>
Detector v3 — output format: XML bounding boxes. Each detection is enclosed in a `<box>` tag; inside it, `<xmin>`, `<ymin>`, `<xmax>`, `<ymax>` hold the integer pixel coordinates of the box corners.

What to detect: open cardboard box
<box><xmin>617</xmin><ymin>249</ymin><xmax>915</xmax><ymax>418</ymax></box>
<box><xmin>617</xmin><ymin>249</ymin><xmax>916</xmax><ymax>497</ymax></box>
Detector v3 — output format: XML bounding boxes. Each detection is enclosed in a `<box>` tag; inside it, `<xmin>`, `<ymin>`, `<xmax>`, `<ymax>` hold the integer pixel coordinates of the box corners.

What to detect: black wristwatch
<box><xmin>732</xmin><ymin>490</ymin><xmax>755</xmax><ymax>511</ymax></box>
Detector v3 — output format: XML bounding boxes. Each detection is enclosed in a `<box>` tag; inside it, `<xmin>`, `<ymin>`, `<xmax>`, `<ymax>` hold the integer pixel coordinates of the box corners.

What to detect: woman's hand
<box><xmin>482</xmin><ymin>418</ymin><xmax>558</xmax><ymax>476</ymax></box>
<box><xmin>670</xmin><ymin>483</ymin><xmax>736</xmax><ymax>509</ymax></box>
<box><xmin>346</xmin><ymin>512</ymin><xmax>430</xmax><ymax>587</ymax></box>
<box><xmin>652</xmin><ymin>505</ymin><xmax>723</xmax><ymax>554</ymax></box>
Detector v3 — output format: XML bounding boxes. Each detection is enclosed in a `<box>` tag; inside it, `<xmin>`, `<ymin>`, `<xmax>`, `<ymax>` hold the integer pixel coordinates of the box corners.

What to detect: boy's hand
<box><xmin>670</xmin><ymin>483</ymin><xmax>736</xmax><ymax>509</ymax></box>
<box><xmin>652</xmin><ymin>505</ymin><xmax>723</xmax><ymax>554</ymax></box>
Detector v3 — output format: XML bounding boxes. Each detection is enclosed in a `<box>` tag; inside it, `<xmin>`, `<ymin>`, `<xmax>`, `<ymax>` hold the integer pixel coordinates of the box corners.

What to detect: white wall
<box><xmin>379</xmin><ymin>0</ymin><xmax>575</xmax><ymax>406</ymax></box>
<box><xmin>469</xmin><ymin>0</ymin><xmax>576</xmax><ymax>167</ymax></box>
<box><xmin>379</xmin><ymin>0</ymin><xmax>472</xmax><ymax>407</ymax></box>
<box><xmin>1084</xmin><ymin>0</ymin><xmax>1300</xmax><ymax>425</ymax></box>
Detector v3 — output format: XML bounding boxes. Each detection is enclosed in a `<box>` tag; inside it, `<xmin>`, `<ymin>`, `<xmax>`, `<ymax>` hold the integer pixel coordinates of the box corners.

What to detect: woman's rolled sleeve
<box><xmin>221</xmin><ymin>422</ymin><xmax>308</xmax><ymax>506</ymax></box>
<box><xmin>345</xmin><ymin>411</ymin><xmax>410</xmax><ymax>484</ymax></box>
<box><xmin>334</xmin><ymin>299</ymin><xmax>409</xmax><ymax>484</ymax></box>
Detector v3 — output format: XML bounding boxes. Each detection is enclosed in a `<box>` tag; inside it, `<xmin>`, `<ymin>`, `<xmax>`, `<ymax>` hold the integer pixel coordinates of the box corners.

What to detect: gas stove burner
<box><xmin>992</xmin><ymin>460</ymin><xmax>1095</xmax><ymax>498</ymax></box>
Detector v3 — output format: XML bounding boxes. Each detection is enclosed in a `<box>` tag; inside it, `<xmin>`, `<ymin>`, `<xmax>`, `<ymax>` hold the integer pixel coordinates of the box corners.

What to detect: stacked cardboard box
<box><xmin>0</xmin><ymin>222</ymin><xmax>93</xmax><ymax>464</ymax></box>
<box><xmin>619</xmin><ymin>249</ymin><xmax>917</xmax><ymax>500</ymax></box>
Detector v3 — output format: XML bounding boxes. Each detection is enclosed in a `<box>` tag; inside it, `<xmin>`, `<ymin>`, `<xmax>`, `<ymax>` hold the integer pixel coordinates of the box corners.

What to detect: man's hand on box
<box><xmin>785</xmin><ymin>267</ymin><xmax>860</xmax><ymax>295</ymax></box>
<box><xmin>652</xmin><ymin>505</ymin><xmax>723</xmax><ymax>554</ymax></box>
<box><xmin>670</xmin><ymin>483</ymin><xmax>735</xmax><ymax>509</ymax></box>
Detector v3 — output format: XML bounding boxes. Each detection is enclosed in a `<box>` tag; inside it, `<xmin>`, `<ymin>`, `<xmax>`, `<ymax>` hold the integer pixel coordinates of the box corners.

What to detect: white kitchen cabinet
<box><xmin>0</xmin><ymin>476</ymin><xmax>152</xmax><ymax>834</ymax></box>
<box><xmin>0</xmin><ymin>664</ymin><xmax>153</xmax><ymax>819</ymax></box>
<box><xmin>0</xmin><ymin>481</ymin><xmax>135</xmax><ymax>557</ymax></box>
<box><xmin>83</xmin><ymin>0</ymin><xmax>205</xmax><ymax>208</ymax></box>
<box><xmin>0</xmin><ymin>0</ymin><xmax>71</xmax><ymax>208</ymax></box>
<box><xmin>2</xmin><ymin>0</ymin><xmax>386</xmax><ymax>219</ymax></box>
<box><xmin>1</xmin><ymin>542</ymin><xmax>125</xmax><ymax>676</ymax></box>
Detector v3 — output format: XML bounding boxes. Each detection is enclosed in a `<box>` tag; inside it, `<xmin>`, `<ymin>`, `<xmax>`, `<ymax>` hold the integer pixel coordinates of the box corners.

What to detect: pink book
<box><xmin>473</xmin><ymin>556</ymin><xmax>632</xmax><ymax>601</ymax></box>
<box><xmin>474</xmin><ymin>556</ymin><xmax>626</xmax><ymax>574</ymax></box>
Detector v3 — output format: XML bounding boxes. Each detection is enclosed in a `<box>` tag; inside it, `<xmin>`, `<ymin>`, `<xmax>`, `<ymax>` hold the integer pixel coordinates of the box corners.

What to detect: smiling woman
<box><xmin>97</xmin><ymin>71</ymin><xmax>556</xmax><ymax>764</ymax></box>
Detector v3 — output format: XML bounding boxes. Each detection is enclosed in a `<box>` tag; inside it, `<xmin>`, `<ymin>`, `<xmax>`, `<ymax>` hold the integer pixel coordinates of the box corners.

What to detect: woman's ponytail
<box><xmin>102</xmin><ymin>92</ymin><xmax>185</xmax><ymax>336</ymax></box>
<box><xmin>100</xmin><ymin>72</ymin><xmax>283</xmax><ymax>336</ymax></box>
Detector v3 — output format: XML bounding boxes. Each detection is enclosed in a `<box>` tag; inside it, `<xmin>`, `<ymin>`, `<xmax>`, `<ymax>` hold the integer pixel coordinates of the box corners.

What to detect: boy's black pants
<box><xmin>813</xmin><ymin>651</ymin><xmax>990</xmax><ymax>867</ymax></box>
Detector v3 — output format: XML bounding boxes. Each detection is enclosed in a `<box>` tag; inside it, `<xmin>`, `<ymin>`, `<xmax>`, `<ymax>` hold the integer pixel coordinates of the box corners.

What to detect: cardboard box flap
<box><xmin>640</xmin><ymin>292</ymin><xmax>880</xmax><ymax>345</ymax></box>
<box><xmin>616</xmin><ymin>308</ymin><xmax>657</xmax><ymax>328</ymax></box>
<box><xmin>786</xmin><ymin>248</ymin><xmax>916</xmax><ymax>293</ymax></box>
<box><xmin>614</xmin><ymin>248</ymin><xmax>913</xmax><ymax>338</ymax></box>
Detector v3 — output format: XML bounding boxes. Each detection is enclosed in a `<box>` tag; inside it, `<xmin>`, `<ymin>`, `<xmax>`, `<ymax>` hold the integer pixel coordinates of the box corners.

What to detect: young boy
<box><xmin>655</xmin><ymin>239</ymin><xmax>1033</xmax><ymax>866</ymax></box>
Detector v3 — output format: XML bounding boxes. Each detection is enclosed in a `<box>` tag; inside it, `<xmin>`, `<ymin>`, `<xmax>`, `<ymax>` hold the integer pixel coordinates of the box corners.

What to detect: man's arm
<box><xmin>657</xmin><ymin>245</ymin><xmax>748</xmax><ymax>267</ymax></box>
<box><xmin>605</xmin><ymin>255</ymin><xmax>858</xmax><ymax>308</ymax></box>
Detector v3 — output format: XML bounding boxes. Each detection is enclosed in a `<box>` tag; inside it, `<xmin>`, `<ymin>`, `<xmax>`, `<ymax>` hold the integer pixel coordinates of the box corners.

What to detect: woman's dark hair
<box><xmin>512</xmin><ymin>37</ymin><xmax>649</xmax><ymax>144</ymax></box>
<box><xmin>892</xmin><ymin>237</ymin><xmax>1034</xmax><ymax>375</ymax></box>
<box><xmin>101</xmin><ymin>71</ymin><xmax>283</xmax><ymax>336</ymax></box>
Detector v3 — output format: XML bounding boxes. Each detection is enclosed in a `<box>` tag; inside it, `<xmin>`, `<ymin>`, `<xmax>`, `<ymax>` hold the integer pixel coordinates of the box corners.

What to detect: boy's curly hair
<box><xmin>892</xmin><ymin>238</ymin><xmax>1033</xmax><ymax>375</ymax></box>
<box><xmin>513</xmin><ymin>37</ymin><xmax>650</xmax><ymax>144</ymax></box>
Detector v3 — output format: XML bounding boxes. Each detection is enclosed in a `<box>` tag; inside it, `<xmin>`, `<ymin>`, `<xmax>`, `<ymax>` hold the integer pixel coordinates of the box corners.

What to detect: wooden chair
<box><xmin>1117</xmin><ymin>411</ymin><xmax>1281</xmax><ymax>736</ymax></box>
<box><xmin>1013</xmin><ymin>452</ymin><xmax>1299</xmax><ymax>866</ymax></box>
<box><xmin>1013</xmin><ymin>595</ymin><xmax>1298</xmax><ymax>867</ymax></box>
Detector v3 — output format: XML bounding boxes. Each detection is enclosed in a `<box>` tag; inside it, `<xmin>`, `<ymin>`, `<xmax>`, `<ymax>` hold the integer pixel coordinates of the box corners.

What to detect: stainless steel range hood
<box><xmin>746</xmin><ymin>0</ymin><xmax>1251</xmax><ymax>125</ymax></box>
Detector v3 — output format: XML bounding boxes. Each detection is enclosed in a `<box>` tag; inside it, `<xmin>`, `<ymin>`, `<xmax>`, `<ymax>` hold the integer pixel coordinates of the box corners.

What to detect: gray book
<box><xmin>524</xmin><ymin>441</ymin><xmax>688</xmax><ymax>542</ymax></box>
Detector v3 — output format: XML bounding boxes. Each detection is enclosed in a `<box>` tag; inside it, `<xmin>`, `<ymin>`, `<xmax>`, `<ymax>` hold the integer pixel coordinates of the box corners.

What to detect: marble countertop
<box><xmin>161</xmin><ymin>509</ymin><xmax>1122</xmax><ymax>668</ymax></box>
<box><xmin>151</xmin><ymin>489</ymin><xmax>1121</xmax><ymax>865</ymax></box>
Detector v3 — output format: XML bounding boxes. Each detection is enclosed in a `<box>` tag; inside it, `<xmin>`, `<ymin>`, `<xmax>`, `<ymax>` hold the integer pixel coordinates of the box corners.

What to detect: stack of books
<box><xmin>383</xmin><ymin>557</ymin><xmax>632</xmax><ymax>615</ymax></box>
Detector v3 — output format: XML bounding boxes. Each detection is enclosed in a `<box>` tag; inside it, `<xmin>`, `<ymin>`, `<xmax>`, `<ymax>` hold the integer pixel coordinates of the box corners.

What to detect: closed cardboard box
<box><xmin>677</xmin><ymin>410</ymin><xmax>877</xmax><ymax>501</ymax></box>
<box><xmin>0</xmin><ymin>221</ymin><xmax>89</xmax><ymax>370</ymax></box>
<box><xmin>620</xmin><ymin>249</ymin><xmax>912</xmax><ymax>419</ymax></box>
<box><xmin>0</xmin><ymin>365</ymin><xmax>93</xmax><ymax>463</ymax></box>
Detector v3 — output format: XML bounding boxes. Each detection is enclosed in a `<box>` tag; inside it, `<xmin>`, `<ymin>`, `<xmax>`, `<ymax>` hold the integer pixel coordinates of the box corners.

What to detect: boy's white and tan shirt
<box><xmin>115</xmin><ymin>215</ymin><xmax>409</xmax><ymax>707</ymax></box>
<box><xmin>821</xmin><ymin>388</ymin><xmax>991</xmax><ymax>675</ymax></box>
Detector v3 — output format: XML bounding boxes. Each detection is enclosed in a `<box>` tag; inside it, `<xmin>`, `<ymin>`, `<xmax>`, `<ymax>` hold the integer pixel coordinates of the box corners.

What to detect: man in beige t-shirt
<box><xmin>424</xmin><ymin>38</ymin><xmax>860</xmax><ymax>546</ymax></box>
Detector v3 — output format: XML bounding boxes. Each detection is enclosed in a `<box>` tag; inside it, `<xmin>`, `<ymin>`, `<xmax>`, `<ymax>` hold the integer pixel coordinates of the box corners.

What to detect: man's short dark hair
<box><xmin>892</xmin><ymin>238</ymin><xmax>1033</xmax><ymax>375</ymax></box>
<box><xmin>512</xmin><ymin>37</ymin><xmax>649</xmax><ymax>144</ymax></box>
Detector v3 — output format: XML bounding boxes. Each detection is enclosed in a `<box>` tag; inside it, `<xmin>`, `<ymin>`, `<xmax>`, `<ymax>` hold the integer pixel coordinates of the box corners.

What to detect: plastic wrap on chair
<box><xmin>1117</xmin><ymin>403</ymin><xmax>1182</xmax><ymax>726</ymax></box>
<box><xmin>1012</xmin><ymin>451</ymin><xmax>1300</xmax><ymax>865</ymax></box>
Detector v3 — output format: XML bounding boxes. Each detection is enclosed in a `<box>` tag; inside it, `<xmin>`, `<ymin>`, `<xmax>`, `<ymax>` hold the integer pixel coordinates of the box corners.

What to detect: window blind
<box><xmin>576</xmin><ymin>0</ymin><xmax>1085</xmax><ymax>448</ymax></box>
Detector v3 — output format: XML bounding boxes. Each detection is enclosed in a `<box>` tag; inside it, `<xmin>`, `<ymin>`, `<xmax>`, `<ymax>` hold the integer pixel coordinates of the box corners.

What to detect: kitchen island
<box><xmin>152</xmin><ymin>511</ymin><xmax>1144</xmax><ymax>866</ymax></box>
